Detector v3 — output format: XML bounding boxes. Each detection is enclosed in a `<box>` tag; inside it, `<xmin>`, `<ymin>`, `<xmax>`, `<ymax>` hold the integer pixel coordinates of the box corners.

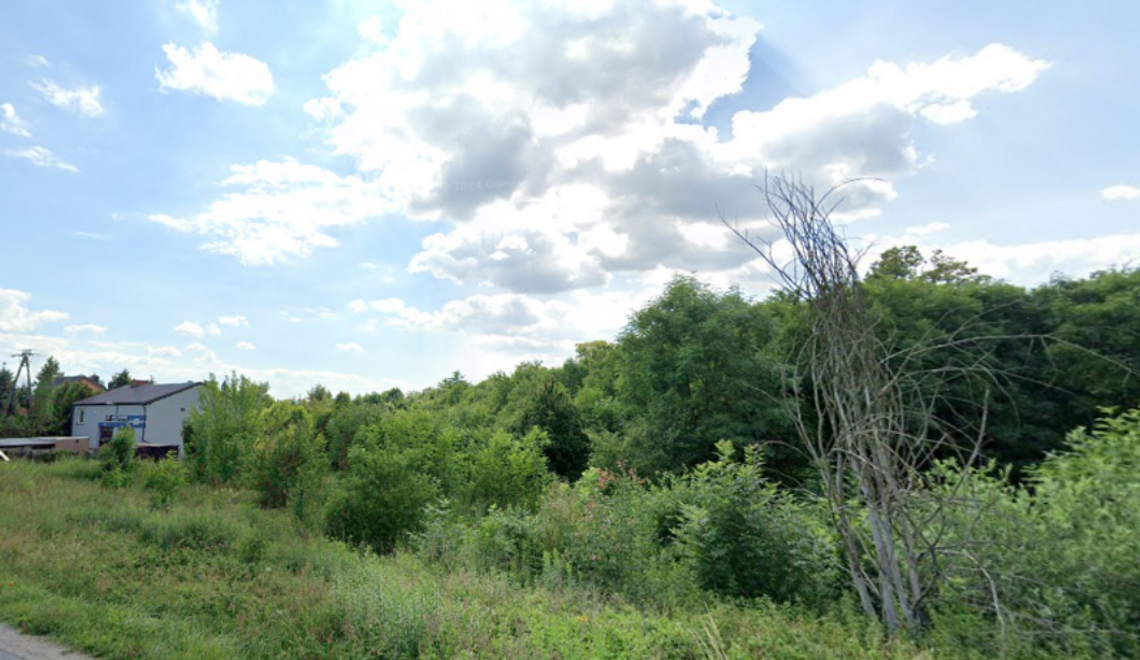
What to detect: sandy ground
<box><xmin>0</xmin><ymin>625</ymin><xmax>94</xmax><ymax>660</ymax></box>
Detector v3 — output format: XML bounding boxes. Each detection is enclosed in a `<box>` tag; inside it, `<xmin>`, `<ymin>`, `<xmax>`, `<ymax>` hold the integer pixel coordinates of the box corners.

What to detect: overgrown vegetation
<box><xmin>3</xmin><ymin>183</ymin><xmax>1140</xmax><ymax>656</ymax></box>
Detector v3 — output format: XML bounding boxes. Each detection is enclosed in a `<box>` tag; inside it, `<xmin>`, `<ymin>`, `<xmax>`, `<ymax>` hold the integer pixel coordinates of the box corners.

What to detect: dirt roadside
<box><xmin>0</xmin><ymin>624</ymin><xmax>95</xmax><ymax>660</ymax></box>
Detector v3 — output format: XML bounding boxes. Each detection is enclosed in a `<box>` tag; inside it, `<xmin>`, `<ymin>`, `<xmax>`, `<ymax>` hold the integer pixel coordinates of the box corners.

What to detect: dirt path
<box><xmin>0</xmin><ymin>624</ymin><xmax>94</xmax><ymax>660</ymax></box>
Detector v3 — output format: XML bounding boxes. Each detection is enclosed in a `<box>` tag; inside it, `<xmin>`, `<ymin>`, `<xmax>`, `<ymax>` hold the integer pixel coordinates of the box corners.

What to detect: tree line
<box><xmin>0</xmin><ymin>362</ymin><xmax>138</xmax><ymax>437</ymax></box>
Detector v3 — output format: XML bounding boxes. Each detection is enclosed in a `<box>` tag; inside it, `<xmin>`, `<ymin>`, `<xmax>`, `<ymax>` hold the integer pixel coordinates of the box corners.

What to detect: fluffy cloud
<box><xmin>6</xmin><ymin>146</ymin><xmax>78</xmax><ymax>172</ymax></box>
<box><xmin>30</xmin><ymin>80</ymin><xmax>104</xmax><ymax>117</ymax></box>
<box><xmin>149</xmin><ymin>158</ymin><xmax>392</xmax><ymax>264</ymax></box>
<box><xmin>1</xmin><ymin>103</ymin><xmax>31</xmax><ymax>137</ymax></box>
<box><xmin>336</xmin><ymin>342</ymin><xmax>364</xmax><ymax>352</ymax></box>
<box><xmin>354</xmin><ymin>292</ymin><xmax>582</xmax><ymax>357</ymax></box>
<box><xmin>177</xmin><ymin>0</ymin><xmax>219</xmax><ymax>33</ymax></box>
<box><xmin>173</xmin><ymin>320</ymin><xmax>221</xmax><ymax>337</ymax></box>
<box><xmin>1102</xmin><ymin>184</ymin><xmax>1140</xmax><ymax>201</ymax></box>
<box><xmin>217</xmin><ymin>315</ymin><xmax>248</xmax><ymax>327</ymax></box>
<box><xmin>64</xmin><ymin>324</ymin><xmax>107</xmax><ymax>337</ymax></box>
<box><xmin>943</xmin><ymin>233</ymin><xmax>1140</xmax><ymax>284</ymax></box>
<box><xmin>156</xmin><ymin>42</ymin><xmax>274</xmax><ymax>105</ymax></box>
<box><xmin>302</xmin><ymin>1</ymin><xmax>1046</xmax><ymax>294</ymax></box>
<box><xmin>0</xmin><ymin>289</ymin><xmax>68</xmax><ymax>333</ymax></box>
<box><xmin>235</xmin><ymin>341</ymin><xmax>256</xmax><ymax>350</ymax></box>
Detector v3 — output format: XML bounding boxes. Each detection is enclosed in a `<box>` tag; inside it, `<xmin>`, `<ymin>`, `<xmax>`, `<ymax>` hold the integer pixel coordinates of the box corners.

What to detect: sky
<box><xmin>1</xmin><ymin>0</ymin><xmax>1138</xmax><ymax>397</ymax></box>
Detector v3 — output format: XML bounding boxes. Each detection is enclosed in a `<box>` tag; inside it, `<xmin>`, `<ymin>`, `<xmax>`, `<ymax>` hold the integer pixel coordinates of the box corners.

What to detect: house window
<box><xmin>79</xmin><ymin>408</ymin><xmax>85</xmax><ymax>424</ymax></box>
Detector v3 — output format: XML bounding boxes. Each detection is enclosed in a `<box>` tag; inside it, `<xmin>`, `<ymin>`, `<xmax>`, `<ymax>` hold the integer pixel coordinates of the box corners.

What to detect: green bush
<box><xmin>326</xmin><ymin>443</ymin><xmax>441</xmax><ymax>553</ymax></box>
<box><xmin>464</xmin><ymin>428</ymin><xmax>553</xmax><ymax>512</ymax></box>
<box><xmin>185</xmin><ymin>372</ymin><xmax>270</xmax><ymax>484</ymax></box>
<box><xmin>927</xmin><ymin>407</ymin><xmax>1140</xmax><ymax>657</ymax></box>
<box><xmin>249</xmin><ymin>401</ymin><xmax>327</xmax><ymax>510</ymax></box>
<box><xmin>141</xmin><ymin>454</ymin><xmax>188</xmax><ymax>510</ymax></box>
<box><xmin>98</xmin><ymin>427</ymin><xmax>136</xmax><ymax>488</ymax></box>
<box><xmin>672</xmin><ymin>442</ymin><xmax>840</xmax><ymax>608</ymax></box>
<box><xmin>535</xmin><ymin>466</ymin><xmax>698</xmax><ymax>607</ymax></box>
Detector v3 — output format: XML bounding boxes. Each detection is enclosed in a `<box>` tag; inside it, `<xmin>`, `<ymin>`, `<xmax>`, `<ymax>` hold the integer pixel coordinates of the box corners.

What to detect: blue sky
<box><xmin>1</xmin><ymin>0</ymin><xmax>1138</xmax><ymax>397</ymax></box>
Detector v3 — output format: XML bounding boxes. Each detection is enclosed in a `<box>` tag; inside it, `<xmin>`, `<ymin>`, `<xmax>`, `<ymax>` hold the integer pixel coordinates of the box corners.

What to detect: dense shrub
<box><xmin>249</xmin><ymin>401</ymin><xmax>327</xmax><ymax>510</ymax></box>
<box><xmin>326</xmin><ymin>443</ymin><xmax>441</xmax><ymax>553</ymax></box>
<box><xmin>672</xmin><ymin>442</ymin><xmax>839</xmax><ymax>607</ymax></box>
<box><xmin>99</xmin><ymin>427</ymin><xmax>136</xmax><ymax>488</ymax></box>
<box><xmin>141</xmin><ymin>454</ymin><xmax>188</xmax><ymax>510</ymax></box>
<box><xmin>186</xmin><ymin>372</ymin><xmax>270</xmax><ymax>484</ymax></box>
<box><xmin>928</xmin><ymin>407</ymin><xmax>1140</xmax><ymax>657</ymax></box>
<box><xmin>463</xmin><ymin>428</ymin><xmax>552</xmax><ymax>512</ymax></box>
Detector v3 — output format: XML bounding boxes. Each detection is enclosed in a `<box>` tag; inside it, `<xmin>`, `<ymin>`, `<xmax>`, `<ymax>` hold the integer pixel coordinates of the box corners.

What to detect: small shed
<box><xmin>72</xmin><ymin>381</ymin><xmax>202</xmax><ymax>456</ymax></box>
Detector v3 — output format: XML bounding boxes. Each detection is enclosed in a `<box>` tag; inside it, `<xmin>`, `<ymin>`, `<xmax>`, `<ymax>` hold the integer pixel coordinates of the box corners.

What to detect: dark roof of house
<box><xmin>74</xmin><ymin>382</ymin><xmax>201</xmax><ymax>406</ymax></box>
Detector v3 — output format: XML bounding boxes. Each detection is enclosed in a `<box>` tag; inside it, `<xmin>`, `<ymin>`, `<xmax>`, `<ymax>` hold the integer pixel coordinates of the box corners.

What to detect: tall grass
<box><xmin>0</xmin><ymin>457</ymin><xmax>1079</xmax><ymax>659</ymax></box>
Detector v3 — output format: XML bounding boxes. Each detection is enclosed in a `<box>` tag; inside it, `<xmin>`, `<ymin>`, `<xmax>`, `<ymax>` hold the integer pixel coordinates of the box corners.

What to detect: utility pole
<box><xmin>5</xmin><ymin>349</ymin><xmax>36</xmax><ymax>416</ymax></box>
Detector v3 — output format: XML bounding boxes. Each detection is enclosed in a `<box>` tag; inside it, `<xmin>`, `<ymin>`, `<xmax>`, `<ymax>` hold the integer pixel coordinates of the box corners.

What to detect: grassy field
<box><xmin>0</xmin><ymin>458</ymin><xmax>1003</xmax><ymax>659</ymax></box>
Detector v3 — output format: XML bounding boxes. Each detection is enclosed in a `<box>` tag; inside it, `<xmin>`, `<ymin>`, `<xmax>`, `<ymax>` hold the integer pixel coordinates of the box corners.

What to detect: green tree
<box><xmin>596</xmin><ymin>276</ymin><xmax>791</xmax><ymax>476</ymax></box>
<box><xmin>186</xmin><ymin>372</ymin><xmax>271</xmax><ymax>484</ymax></box>
<box><xmin>30</xmin><ymin>357</ymin><xmax>62</xmax><ymax>433</ymax></box>
<box><xmin>250</xmin><ymin>401</ymin><xmax>326</xmax><ymax>509</ymax></box>
<box><xmin>508</xmin><ymin>375</ymin><xmax>590</xmax><ymax>480</ymax></box>
<box><xmin>108</xmin><ymin>369</ymin><xmax>132</xmax><ymax>389</ymax></box>
<box><xmin>0</xmin><ymin>364</ymin><xmax>12</xmax><ymax>414</ymax></box>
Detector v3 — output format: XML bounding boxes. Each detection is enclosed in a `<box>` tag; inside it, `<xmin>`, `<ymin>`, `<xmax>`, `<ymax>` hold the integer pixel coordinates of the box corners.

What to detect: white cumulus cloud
<box><xmin>235</xmin><ymin>341</ymin><xmax>256</xmax><ymax>350</ymax></box>
<box><xmin>149</xmin><ymin>158</ymin><xmax>392</xmax><ymax>264</ymax></box>
<box><xmin>173</xmin><ymin>320</ymin><xmax>221</xmax><ymax>337</ymax></box>
<box><xmin>30</xmin><ymin>80</ymin><xmax>104</xmax><ymax>117</ymax></box>
<box><xmin>217</xmin><ymin>315</ymin><xmax>248</xmax><ymax>327</ymax></box>
<box><xmin>336</xmin><ymin>342</ymin><xmax>364</xmax><ymax>352</ymax></box>
<box><xmin>0</xmin><ymin>289</ymin><xmax>68</xmax><ymax>333</ymax></box>
<box><xmin>177</xmin><ymin>0</ymin><xmax>219</xmax><ymax>33</ymax></box>
<box><xmin>6</xmin><ymin>146</ymin><xmax>78</xmax><ymax>172</ymax></box>
<box><xmin>1</xmin><ymin>103</ymin><xmax>31</xmax><ymax>137</ymax></box>
<box><xmin>64</xmin><ymin>324</ymin><xmax>107</xmax><ymax>337</ymax></box>
<box><xmin>301</xmin><ymin>0</ymin><xmax>1047</xmax><ymax>294</ymax></box>
<box><xmin>1101</xmin><ymin>184</ymin><xmax>1140</xmax><ymax>201</ymax></box>
<box><xmin>156</xmin><ymin>42</ymin><xmax>274</xmax><ymax>105</ymax></box>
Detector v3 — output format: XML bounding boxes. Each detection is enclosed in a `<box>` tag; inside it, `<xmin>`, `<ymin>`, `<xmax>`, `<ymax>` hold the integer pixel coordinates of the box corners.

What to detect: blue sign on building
<box><xmin>98</xmin><ymin>415</ymin><xmax>146</xmax><ymax>430</ymax></box>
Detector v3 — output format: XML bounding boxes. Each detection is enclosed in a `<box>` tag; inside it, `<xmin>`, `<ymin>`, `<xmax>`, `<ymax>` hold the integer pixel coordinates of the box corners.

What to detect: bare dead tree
<box><xmin>721</xmin><ymin>173</ymin><xmax>1001</xmax><ymax>636</ymax></box>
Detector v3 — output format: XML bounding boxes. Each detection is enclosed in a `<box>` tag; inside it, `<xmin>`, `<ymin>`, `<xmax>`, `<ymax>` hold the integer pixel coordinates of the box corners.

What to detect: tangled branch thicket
<box><xmin>724</xmin><ymin>174</ymin><xmax>1005</xmax><ymax>635</ymax></box>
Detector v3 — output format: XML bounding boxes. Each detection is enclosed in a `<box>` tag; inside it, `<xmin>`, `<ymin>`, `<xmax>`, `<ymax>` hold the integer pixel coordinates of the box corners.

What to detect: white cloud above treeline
<box><xmin>154</xmin><ymin>2</ymin><xmax>1047</xmax><ymax>286</ymax></box>
<box><xmin>0</xmin><ymin>288</ymin><xmax>68</xmax><ymax>333</ymax></box>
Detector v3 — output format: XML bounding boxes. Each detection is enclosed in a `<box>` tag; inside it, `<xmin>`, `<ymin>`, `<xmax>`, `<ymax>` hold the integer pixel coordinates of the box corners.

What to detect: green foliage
<box><xmin>324</xmin><ymin>401</ymin><xmax>386</xmax><ymax>471</ymax></box>
<box><xmin>141</xmin><ymin>455</ymin><xmax>188</xmax><ymax>510</ymax></box>
<box><xmin>102</xmin><ymin>427</ymin><xmax>135</xmax><ymax>466</ymax></box>
<box><xmin>673</xmin><ymin>442</ymin><xmax>839</xmax><ymax>607</ymax></box>
<box><xmin>923</xmin><ymin>407</ymin><xmax>1140</xmax><ymax>657</ymax></box>
<box><xmin>186</xmin><ymin>371</ymin><xmax>271</xmax><ymax>484</ymax></box>
<box><xmin>107</xmin><ymin>369</ymin><xmax>132</xmax><ymax>389</ymax></box>
<box><xmin>594</xmin><ymin>276</ymin><xmax>793</xmax><ymax>476</ymax></box>
<box><xmin>249</xmin><ymin>401</ymin><xmax>326</xmax><ymax>509</ymax></box>
<box><xmin>507</xmin><ymin>369</ymin><xmax>591</xmax><ymax>480</ymax></box>
<box><xmin>327</xmin><ymin>441</ymin><xmax>442</xmax><ymax>553</ymax></box>
<box><xmin>464</xmin><ymin>428</ymin><xmax>553</xmax><ymax>512</ymax></box>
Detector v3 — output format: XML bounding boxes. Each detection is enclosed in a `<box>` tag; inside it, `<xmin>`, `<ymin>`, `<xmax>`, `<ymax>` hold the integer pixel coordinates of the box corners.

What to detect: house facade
<box><xmin>72</xmin><ymin>382</ymin><xmax>202</xmax><ymax>456</ymax></box>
